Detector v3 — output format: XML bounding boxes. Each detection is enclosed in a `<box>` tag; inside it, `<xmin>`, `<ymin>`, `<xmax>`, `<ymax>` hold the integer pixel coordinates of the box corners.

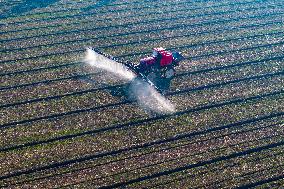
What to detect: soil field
<box><xmin>0</xmin><ymin>0</ymin><xmax>283</xmax><ymax>188</ymax></box>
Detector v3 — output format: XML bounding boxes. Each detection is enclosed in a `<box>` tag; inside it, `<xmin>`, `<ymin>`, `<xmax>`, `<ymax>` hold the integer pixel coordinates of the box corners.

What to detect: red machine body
<box><xmin>140</xmin><ymin>47</ymin><xmax>173</xmax><ymax>68</ymax></box>
<box><xmin>155</xmin><ymin>48</ymin><xmax>173</xmax><ymax>67</ymax></box>
<box><xmin>136</xmin><ymin>47</ymin><xmax>184</xmax><ymax>81</ymax></box>
<box><xmin>140</xmin><ymin>56</ymin><xmax>155</xmax><ymax>66</ymax></box>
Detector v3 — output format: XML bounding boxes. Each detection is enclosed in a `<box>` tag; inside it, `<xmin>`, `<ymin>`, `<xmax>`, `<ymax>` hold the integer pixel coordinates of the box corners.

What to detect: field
<box><xmin>0</xmin><ymin>0</ymin><xmax>284</xmax><ymax>188</ymax></box>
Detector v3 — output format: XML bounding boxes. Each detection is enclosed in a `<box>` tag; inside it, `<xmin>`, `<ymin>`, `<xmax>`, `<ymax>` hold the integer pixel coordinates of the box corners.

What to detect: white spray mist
<box><xmin>128</xmin><ymin>79</ymin><xmax>176</xmax><ymax>114</ymax></box>
<box><xmin>84</xmin><ymin>48</ymin><xmax>175</xmax><ymax>114</ymax></box>
<box><xmin>85</xmin><ymin>48</ymin><xmax>135</xmax><ymax>80</ymax></box>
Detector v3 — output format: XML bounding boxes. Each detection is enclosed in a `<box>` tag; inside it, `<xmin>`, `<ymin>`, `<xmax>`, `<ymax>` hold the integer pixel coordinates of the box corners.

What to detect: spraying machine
<box><xmin>87</xmin><ymin>47</ymin><xmax>184</xmax><ymax>92</ymax></box>
<box><xmin>133</xmin><ymin>47</ymin><xmax>184</xmax><ymax>81</ymax></box>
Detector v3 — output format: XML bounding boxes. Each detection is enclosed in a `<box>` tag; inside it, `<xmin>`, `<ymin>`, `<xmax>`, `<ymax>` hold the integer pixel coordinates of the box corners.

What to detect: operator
<box><xmin>152</xmin><ymin>47</ymin><xmax>173</xmax><ymax>70</ymax></box>
<box><xmin>152</xmin><ymin>48</ymin><xmax>163</xmax><ymax>70</ymax></box>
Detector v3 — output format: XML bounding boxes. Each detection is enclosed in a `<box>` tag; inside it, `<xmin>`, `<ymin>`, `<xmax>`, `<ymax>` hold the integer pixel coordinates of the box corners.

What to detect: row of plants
<box><xmin>1</xmin><ymin>0</ymin><xmax>276</xmax><ymax>46</ymax></box>
<box><xmin>3</xmin><ymin>5</ymin><xmax>280</xmax><ymax>50</ymax></box>
<box><xmin>2</xmin><ymin>61</ymin><xmax>283</xmax><ymax>148</ymax></box>
<box><xmin>106</xmin><ymin>31</ymin><xmax>284</xmax><ymax>62</ymax></box>
<box><xmin>2</xmin><ymin>12</ymin><xmax>283</xmax><ymax>60</ymax></box>
<box><xmin>0</xmin><ymin>73</ymin><xmax>123</xmax><ymax>105</ymax></box>
<box><xmin>1</xmin><ymin>80</ymin><xmax>282</xmax><ymax>179</ymax></box>
<box><xmin>1</xmin><ymin>54</ymin><xmax>282</xmax><ymax>131</ymax></box>
<box><xmin>0</xmin><ymin>0</ymin><xmax>93</xmax><ymax>19</ymax></box>
<box><xmin>0</xmin><ymin>64</ymin><xmax>82</xmax><ymax>87</ymax></box>
<box><xmin>2</xmin><ymin>13</ymin><xmax>282</xmax><ymax>77</ymax></box>
<box><xmin>0</xmin><ymin>8</ymin><xmax>257</xmax><ymax>48</ymax></box>
<box><xmin>25</xmin><ymin>116</ymin><xmax>282</xmax><ymax>188</ymax></box>
<box><xmin>15</xmin><ymin>0</ymin><xmax>97</xmax><ymax>19</ymax></box>
<box><xmin>0</xmin><ymin>88</ymin><xmax>123</xmax><ymax>125</ymax></box>
<box><xmin>1</xmin><ymin>28</ymin><xmax>282</xmax><ymax>91</ymax></box>
<box><xmin>133</xmin><ymin>145</ymin><xmax>284</xmax><ymax>188</ymax></box>
<box><xmin>1</xmin><ymin>95</ymin><xmax>282</xmax><ymax>187</ymax></box>
<box><xmin>5</xmin><ymin>118</ymin><xmax>279</xmax><ymax>186</ymax></box>
<box><xmin>1</xmin><ymin>0</ymin><xmax>114</xmax><ymax>24</ymax></box>
<box><xmin>0</xmin><ymin>52</ymin><xmax>82</xmax><ymax>77</ymax></box>
<box><xmin>0</xmin><ymin>0</ymin><xmax>205</xmax><ymax>34</ymax></box>
<box><xmin>2</xmin><ymin>77</ymin><xmax>281</xmax><ymax>143</ymax></box>
<box><xmin>171</xmin><ymin>59</ymin><xmax>284</xmax><ymax>91</ymax></box>
<box><xmin>1</xmin><ymin>16</ymin><xmax>281</xmax><ymax>74</ymax></box>
<box><xmin>98</xmin><ymin>135</ymin><xmax>284</xmax><ymax>188</ymax></box>
<box><xmin>22</xmin><ymin>116</ymin><xmax>284</xmax><ymax>188</ymax></box>
<box><xmin>2</xmin><ymin>0</ymin><xmax>283</xmax><ymax>187</ymax></box>
<box><xmin>1</xmin><ymin>0</ymin><xmax>249</xmax><ymax>30</ymax></box>
<box><xmin>1</xmin><ymin>42</ymin><xmax>283</xmax><ymax>111</ymax></box>
<box><xmin>256</xmin><ymin>177</ymin><xmax>284</xmax><ymax>188</ymax></box>
<box><xmin>2</xmin><ymin>28</ymin><xmax>283</xmax><ymax>96</ymax></box>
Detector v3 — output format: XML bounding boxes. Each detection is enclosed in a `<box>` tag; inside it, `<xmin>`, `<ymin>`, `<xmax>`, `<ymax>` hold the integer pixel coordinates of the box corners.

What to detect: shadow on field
<box><xmin>2</xmin><ymin>0</ymin><xmax>59</xmax><ymax>17</ymax></box>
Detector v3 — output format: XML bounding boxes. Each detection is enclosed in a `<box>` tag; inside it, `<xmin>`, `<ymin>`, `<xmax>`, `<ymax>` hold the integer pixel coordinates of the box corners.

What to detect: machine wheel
<box><xmin>164</xmin><ymin>67</ymin><xmax>175</xmax><ymax>79</ymax></box>
<box><xmin>146</xmin><ymin>69</ymin><xmax>161</xmax><ymax>86</ymax></box>
<box><xmin>147</xmin><ymin>71</ymin><xmax>158</xmax><ymax>82</ymax></box>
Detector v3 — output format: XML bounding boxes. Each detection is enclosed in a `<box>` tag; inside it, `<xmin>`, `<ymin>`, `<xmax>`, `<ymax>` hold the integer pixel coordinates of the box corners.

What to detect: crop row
<box><xmin>1</xmin><ymin>12</ymin><xmax>283</xmax><ymax>69</ymax></box>
<box><xmin>253</xmin><ymin>177</ymin><xmax>284</xmax><ymax>189</ymax></box>
<box><xmin>2</xmin><ymin>37</ymin><xmax>283</xmax><ymax>85</ymax></box>
<box><xmin>0</xmin><ymin>53</ymin><xmax>81</xmax><ymax>74</ymax></box>
<box><xmin>1</xmin><ymin>11</ymin><xmax>272</xmax><ymax>53</ymax></box>
<box><xmin>2</xmin><ymin>12</ymin><xmax>283</xmax><ymax>56</ymax></box>
<box><xmin>134</xmin><ymin>145</ymin><xmax>284</xmax><ymax>188</ymax></box>
<box><xmin>1</xmin><ymin>41</ymin><xmax>284</xmax><ymax>109</ymax></box>
<box><xmin>1</xmin><ymin>51</ymin><xmax>283</xmax><ymax>125</ymax></box>
<box><xmin>2</xmin><ymin>0</ymin><xmax>186</xmax><ymax>23</ymax></box>
<box><xmin>18</xmin><ymin>131</ymin><xmax>281</xmax><ymax>188</ymax></box>
<box><xmin>114</xmin><ymin>31</ymin><xmax>284</xmax><ymax>62</ymax></box>
<box><xmin>3</xmin><ymin>35</ymin><xmax>282</xmax><ymax>91</ymax></box>
<box><xmin>12</xmin><ymin>0</ymin><xmax>106</xmax><ymax>19</ymax></box>
<box><xmin>77</xmin><ymin>136</ymin><xmax>284</xmax><ymax>188</ymax></box>
<box><xmin>0</xmin><ymin>0</ymin><xmax>260</xmax><ymax>32</ymax></box>
<box><xmin>0</xmin><ymin>0</ymin><xmax>266</xmax><ymax>40</ymax></box>
<box><xmin>23</xmin><ymin>117</ymin><xmax>284</xmax><ymax>188</ymax></box>
<box><xmin>1</xmin><ymin>57</ymin><xmax>283</xmax><ymax>110</ymax></box>
<box><xmin>2</xmin><ymin>16</ymin><xmax>282</xmax><ymax>71</ymax></box>
<box><xmin>0</xmin><ymin>64</ymin><xmax>83</xmax><ymax>88</ymax></box>
<box><xmin>108</xmin><ymin>31</ymin><xmax>284</xmax><ymax>61</ymax></box>
<box><xmin>0</xmin><ymin>0</ymin><xmax>95</xmax><ymax>19</ymax></box>
<box><xmin>0</xmin><ymin>78</ymin><xmax>282</xmax><ymax>159</ymax></box>
<box><xmin>0</xmin><ymin>95</ymin><xmax>282</xmax><ymax>186</ymax></box>
<box><xmin>164</xmin><ymin>150</ymin><xmax>283</xmax><ymax>188</ymax></box>
<box><xmin>2</xmin><ymin>4</ymin><xmax>281</xmax><ymax>47</ymax></box>
<box><xmin>2</xmin><ymin>85</ymin><xmax>284</xmax><ymax>150</ymax></box>
<box><xmin>2</xmin><ymin>24</ymin><xmax>284</xmax><ymax>89</ymax></box>
<box><xmin>2</xmin><ymin>14</ymin><xmax>283</xmax><ymax>76</ymax></box>
<box><xmin>0</xmin><ymin>0</ymin><xmax>215</xmax><ymax>32</ymax></box>
<box><xmin>1</xmin><ymin>55</ymin><xmax>283</xmax><ymax>124</ymax></box>
<box><xmin>2</xmin><ymin>95</ymin><xmax>282</xmax><ymax>157</ymax></box>
<box><xmin>11</xmin><ymin>116</ymin><xmax>282</xmax><ymax>188</ymax></box>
